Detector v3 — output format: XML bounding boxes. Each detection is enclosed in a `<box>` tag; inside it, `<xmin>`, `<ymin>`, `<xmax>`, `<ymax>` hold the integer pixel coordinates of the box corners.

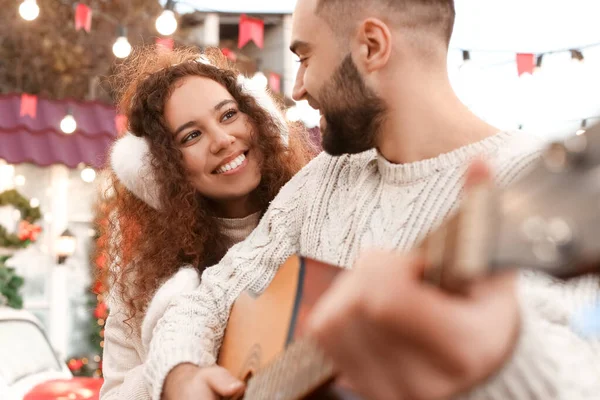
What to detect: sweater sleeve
<box><xmin>143</xmin><ymin>154</ymin><xmax>324</xmax><ymax>400</ymax></box>
<box><xmin>100</xmin><ymin>304</ymin><xmax>150</xmax><ymax>400</ymax></box>
<box><xmin>458</xmin><ymin>273</ymin><xmax>600</xmax><ymax>400</ymax></box>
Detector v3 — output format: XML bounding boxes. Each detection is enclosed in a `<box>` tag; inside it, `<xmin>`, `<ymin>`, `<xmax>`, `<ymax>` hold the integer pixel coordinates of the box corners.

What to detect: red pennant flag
<box><xmin>268</xmin><ymin>73</ymin><xmax>281</xmax><ymax>93</ymax></box>
<box><xmin>115</xmin><ymin>114</ymin><xmax>127</xmax><ymax>136</ymax></box>
<box><xmin>20</xmin><ymin>93</ymin><xmax>38</xmax><ymax>119</ymax></box>
<box><xmin>221</xmin><ymin>48</ymin><xmax>237</xmax><ymax>62</ymax></box>
<box><xmin>516</xmin><ymin>53</ymin><xmax>535</xmax><ymax>76</ymax></box>
<box><xmin>74</xmin><ymin>3</ymin><xmax>92</xmax><ymax>33</ymax></box>
<box><xmin>238</xmin><ymin>14</ymin><xmax>264</xmax><ymax>49</ymax></box>
<box><xmin>156</xmin><ymin>37</ymin><xmax>174</xmax><ymax>52</ymax></box>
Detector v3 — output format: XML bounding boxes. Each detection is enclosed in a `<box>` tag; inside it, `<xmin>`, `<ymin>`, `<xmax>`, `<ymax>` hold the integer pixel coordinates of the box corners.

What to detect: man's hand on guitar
<box><xmin>161</xmin><ymin>363</ymin><xmax>244</xmax><ymax>400</ymax></box>
<box><xmin>307</xmin><ymin>250</ymin><xmax>520</xmax><ymax>400</ymax></box>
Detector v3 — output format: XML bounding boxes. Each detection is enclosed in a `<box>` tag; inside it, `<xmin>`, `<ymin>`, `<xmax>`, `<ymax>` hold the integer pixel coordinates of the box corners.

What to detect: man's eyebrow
<box><xmin>290</xmin><ymin>40</ymin><xmax>311</xmax><ymax>55</ymax></box>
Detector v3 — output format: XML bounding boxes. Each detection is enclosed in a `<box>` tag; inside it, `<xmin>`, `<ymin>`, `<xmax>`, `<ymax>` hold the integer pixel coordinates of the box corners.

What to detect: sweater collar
<box><xmin>216</xmin><ymin>211</ymin><xmax>261</xmax><ymax>246</ymax></box>
<box><xmin>377</xmin><ymin>131</ymin><xmax>516</xmax><ymax>184</ymax></box>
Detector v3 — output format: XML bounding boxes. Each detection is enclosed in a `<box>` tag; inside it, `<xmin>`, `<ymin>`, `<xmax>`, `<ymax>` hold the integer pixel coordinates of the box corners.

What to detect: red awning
<box><xmin>0</xmin><ymin>94</ymin><xmax>117</xmax><ymax>169</ymax></box>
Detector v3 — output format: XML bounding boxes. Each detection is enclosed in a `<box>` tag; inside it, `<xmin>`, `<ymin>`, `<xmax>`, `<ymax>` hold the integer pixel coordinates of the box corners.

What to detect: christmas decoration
<box><xmin>66</xmin><ymin>212</ymin><xmax>108</xmax><ymax>378</ymax></box>
<box><xmin>516</xmin><ymin>53</ymin><xmax>535</xmax><ymax>76</ymax></box>
<box><xmin>19</xmin><ymin>93</ymin><xmax>38</xmax><ymax>119</ymax></box>
<box><xmin>238</xmin><ymin>14</ymin><xmax>264</xmax><ymax>49</ymax></box>
<box><xmin>74</xmin><ymin>3</ymin><xmax>92</xmax><ymax>33</ymax></box>
<box><xmin>0</xmin><ymin>189</ymin><xmax>42</xmax><ymax>249</ymax></box>
<box><xmin>0</xmin><ymin>257</ymin><xmax>25</xmax><ymax>309</ymax></box>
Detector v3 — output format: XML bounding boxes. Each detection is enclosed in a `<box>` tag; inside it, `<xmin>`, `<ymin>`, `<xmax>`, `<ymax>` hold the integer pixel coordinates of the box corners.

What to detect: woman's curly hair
<box><xmin>97</xmin><ymin>46</ymin><xmax>316</xmax><ymax>326</ymax></box>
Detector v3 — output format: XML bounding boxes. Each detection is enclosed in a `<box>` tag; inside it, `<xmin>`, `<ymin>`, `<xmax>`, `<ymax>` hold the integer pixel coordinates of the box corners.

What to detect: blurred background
<box><xmin>0</xmin><ymin>0</ymin><xmax>598</xmax><ymax>397</ymax></box>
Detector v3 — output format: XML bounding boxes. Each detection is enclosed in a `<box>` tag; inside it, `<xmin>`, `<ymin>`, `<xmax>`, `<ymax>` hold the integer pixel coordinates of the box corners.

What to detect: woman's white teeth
<box><xmin>216</xmin><ymin>153</ymin><xmax>246</xmax><ymax>174</ymax></box>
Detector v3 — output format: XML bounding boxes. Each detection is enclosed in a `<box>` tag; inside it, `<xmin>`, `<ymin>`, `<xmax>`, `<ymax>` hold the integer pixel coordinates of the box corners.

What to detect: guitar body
<box><xmin>218</xmin><ymin>255</ymin><xmax>359</xmax><ymax>399</ymax></box>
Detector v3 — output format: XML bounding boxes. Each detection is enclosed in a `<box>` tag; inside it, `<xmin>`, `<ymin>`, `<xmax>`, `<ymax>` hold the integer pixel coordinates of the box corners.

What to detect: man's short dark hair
<box><xmin>315</xmin><ymin>0</ymin><xmax>456</xmax><ymax>46</ymax></box>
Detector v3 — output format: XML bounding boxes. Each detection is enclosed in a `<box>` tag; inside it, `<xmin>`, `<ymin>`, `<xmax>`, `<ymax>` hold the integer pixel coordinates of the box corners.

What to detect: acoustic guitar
<box><xmin>218</xmin><ymin>122</ymin><xmax>600</xmax><ymax>399</ymax></box>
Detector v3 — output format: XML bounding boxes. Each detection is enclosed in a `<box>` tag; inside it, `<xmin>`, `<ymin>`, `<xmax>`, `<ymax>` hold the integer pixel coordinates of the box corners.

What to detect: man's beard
<box><xmin>318</xmin><ymin>54</ymin><xmax>387</xmax><ymax>156</ymax></box>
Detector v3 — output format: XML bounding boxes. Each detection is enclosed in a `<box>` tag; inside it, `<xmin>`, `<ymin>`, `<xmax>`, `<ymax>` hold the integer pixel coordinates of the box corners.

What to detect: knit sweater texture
<box><xmin>144</xmin><ymin>131</ymin><xmax>600</xmax><ymax>400</ymax></box>
<box><xmin>99</xmin><ymin>212</ymin><xmax>261</xmax><ymax>400</ymax></box>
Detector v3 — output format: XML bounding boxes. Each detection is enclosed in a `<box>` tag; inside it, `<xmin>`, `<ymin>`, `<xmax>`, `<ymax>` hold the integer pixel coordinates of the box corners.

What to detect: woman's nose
<box><xmin>210</xmin><ymin>128</ymin><xmax>236</xmax><ymax>154</ymax></box>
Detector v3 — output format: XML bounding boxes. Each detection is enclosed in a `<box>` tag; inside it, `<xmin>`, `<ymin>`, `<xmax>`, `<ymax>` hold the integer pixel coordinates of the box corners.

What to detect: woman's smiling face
<box><xmin>164</xmin><ymin>76</ymin><xmax>263</xmax><ymax>204</ymax></box>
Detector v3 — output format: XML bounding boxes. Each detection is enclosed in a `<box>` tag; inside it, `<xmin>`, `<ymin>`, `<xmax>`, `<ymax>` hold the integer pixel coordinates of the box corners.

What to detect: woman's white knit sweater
<box><xmin>99</xmin><ymin>212</ymin><xmax>261</xmax><ymax>400</ymax></box>
<box><xmin>144</xmin><ymin>131</ymin><xmax>600</xmax><ymax>400</ymax></box>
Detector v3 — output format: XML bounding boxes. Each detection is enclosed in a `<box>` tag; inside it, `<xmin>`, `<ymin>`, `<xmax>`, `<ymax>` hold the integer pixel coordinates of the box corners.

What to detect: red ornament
<box><xmin>17</xmin><ymin>221</ymin><xmax>42</xmax><ymax>242</ymax></box>
<box><xmin>92</xmin><ymin>280</ymin><xmax>105</xmax><ymax>295</ymax></box>
<box><xmin>95</xmin><ymin>254</ymin><xmax>106</xmax><ymax>269</ymax></box>
<box><xmin>516</xmin><ymin>53</ymin><xmax>535</xmax><ymax>76</ymax></box>
<box><xmin>74</xmin><ymin>3</ymin><xmax>93</xmax><ymax>33</ymax></box>
<box><xmin>68</xmin><ymin>359</ymin><xmax>85</xmax><ymax>371</ymax></box>
<box><xmin>20</xmin><ymin>94</ymin><xmax>38</xmax><ymax>119</ymax></box>
<box><xmin>238</xmin><ymin>14</ymin><xmax>264</xmax><ymax>49</ymax></box>
<box><xmin>94</xmin><ymin>302</ymin><xmax>108</xmax><ymax>319</ymax></box>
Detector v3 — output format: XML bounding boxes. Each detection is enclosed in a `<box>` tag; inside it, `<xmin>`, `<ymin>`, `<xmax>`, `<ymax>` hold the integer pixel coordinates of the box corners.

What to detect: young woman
<box><xmin>98</xmin><ymin>46</ymin><xmax>315</xmax><ymax>400</ymax></box>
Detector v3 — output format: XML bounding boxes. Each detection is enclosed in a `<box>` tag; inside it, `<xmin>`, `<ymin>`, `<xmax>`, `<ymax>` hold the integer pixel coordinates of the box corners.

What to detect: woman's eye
<box><xmin>182</xmin><ymin>130</ymin><xmax>201</xmax><ymax>144</ymax></box>
<box><xmin>222</xmin><ymin>109</ymin><xmax>238</xmax><ymax>122</ymax></box>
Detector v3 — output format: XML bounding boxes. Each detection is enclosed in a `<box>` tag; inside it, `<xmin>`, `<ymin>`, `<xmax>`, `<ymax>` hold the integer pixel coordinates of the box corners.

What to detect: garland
<box><xmin>0</xmin><ymin>189</ymin><xmax>42</xmax><ymax>249</ymax></box>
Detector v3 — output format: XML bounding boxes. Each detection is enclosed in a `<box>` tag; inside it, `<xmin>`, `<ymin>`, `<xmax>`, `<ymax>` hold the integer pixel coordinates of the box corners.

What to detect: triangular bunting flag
<box><xmin>516</xmin><ymin>53</ymin><xmax>535</xmax><ymax>76</ymax></box>
<box><xmin>20</xmin><ymin>93</ymin><xmax>38</xmax><ymax>119</ymax></box>
<box><xmin>75</xmin><ymin>3</ymin><xmax>92</xmax><ymax>33</ymax></box>
<box><xmin>238</xmin><ymin>14</ymin><xmax>264</xmax><ymax>49</ymax></box>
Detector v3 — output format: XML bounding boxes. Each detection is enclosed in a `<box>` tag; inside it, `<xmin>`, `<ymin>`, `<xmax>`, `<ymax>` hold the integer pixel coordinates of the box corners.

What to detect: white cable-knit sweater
<box><xmin>99</xmin><ymin>212</ymin><xmax>261</xmax><ymax>400</ymax></box>
<box><xmin>144</xmin><ymin>131</ymin><xmax>600</xmax><ymax>400</ymax></box>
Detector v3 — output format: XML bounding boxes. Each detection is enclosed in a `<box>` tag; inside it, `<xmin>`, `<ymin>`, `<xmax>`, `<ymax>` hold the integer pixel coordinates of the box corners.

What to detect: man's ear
<box><xmin>354</xmin><ymin>17</ymin><xmax>392</xmax><ymax>73</ymax></box>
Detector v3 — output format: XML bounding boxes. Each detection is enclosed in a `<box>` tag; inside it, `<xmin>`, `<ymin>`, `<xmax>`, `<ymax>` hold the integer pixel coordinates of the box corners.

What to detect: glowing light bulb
<box><xmin>156</xmin><ymin>10</ymin><xmax>177</xmax><ymax>36</ymax></box>
<box><xmin>81</xmin><ymin>167</ymin><xmax>96</xmax><ymax>183</ymax></box>
<box><xmin>60</xmin><ymin>114</ymin><xmax>77</xmax><ymax>134</ymax></box>
<box><xmin>112</xmin><ymin>36</ymin><xmax>132</xmax><ymax>58</ymax></box>
<box><xmin>19</xmin><ymin>0</ymin><xmax>39</xmax><ymax>21</ymax></box>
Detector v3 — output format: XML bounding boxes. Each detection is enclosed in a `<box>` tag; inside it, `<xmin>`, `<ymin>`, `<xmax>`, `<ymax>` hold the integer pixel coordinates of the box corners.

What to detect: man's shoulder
<box><xmin>492</xmin><ymin>131</ymin><xmax>548</xmax><ymax>186</ymax></box>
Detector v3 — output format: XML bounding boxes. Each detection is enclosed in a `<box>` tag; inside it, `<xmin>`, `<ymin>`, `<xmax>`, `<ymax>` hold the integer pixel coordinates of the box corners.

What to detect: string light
<box><xmin>112</xmin><ymin>26</ymin><xmax>131</xmax><ymax>58</ymax></box>
<box><xmin>60</xmin><ymin>108</ymin><xmax>77</xmax><ymax>134</ymax></box>
<box><xmin>81</xmin><ymin>167</ymin><xmax>96</xmax><ymax>183</ymax></box>
<box><xmin>19</xmin><ymin>0</ymin><xmax>40</xmax><ymax>21</ymax></box>
<box><xmin>29</xmin><ymin>198</ymin><xmax>40</xmax><ymax>208</ymax></box>
<box><xmin>156</xmin><ymin>0</ymin><xmax>177</xmax><ymax>36</ymax></box>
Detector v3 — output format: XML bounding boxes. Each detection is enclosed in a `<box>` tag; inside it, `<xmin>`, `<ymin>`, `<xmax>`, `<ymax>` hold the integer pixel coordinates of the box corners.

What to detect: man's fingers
<box><xmin>464</xmin><ymin>158</ymin><xmax>492</xmax><ymax>188</ymax></box>
<box><xmin>201</xmin><ymin>366</ymin><xmax>245</xmax><ymax>396</ymax></box>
